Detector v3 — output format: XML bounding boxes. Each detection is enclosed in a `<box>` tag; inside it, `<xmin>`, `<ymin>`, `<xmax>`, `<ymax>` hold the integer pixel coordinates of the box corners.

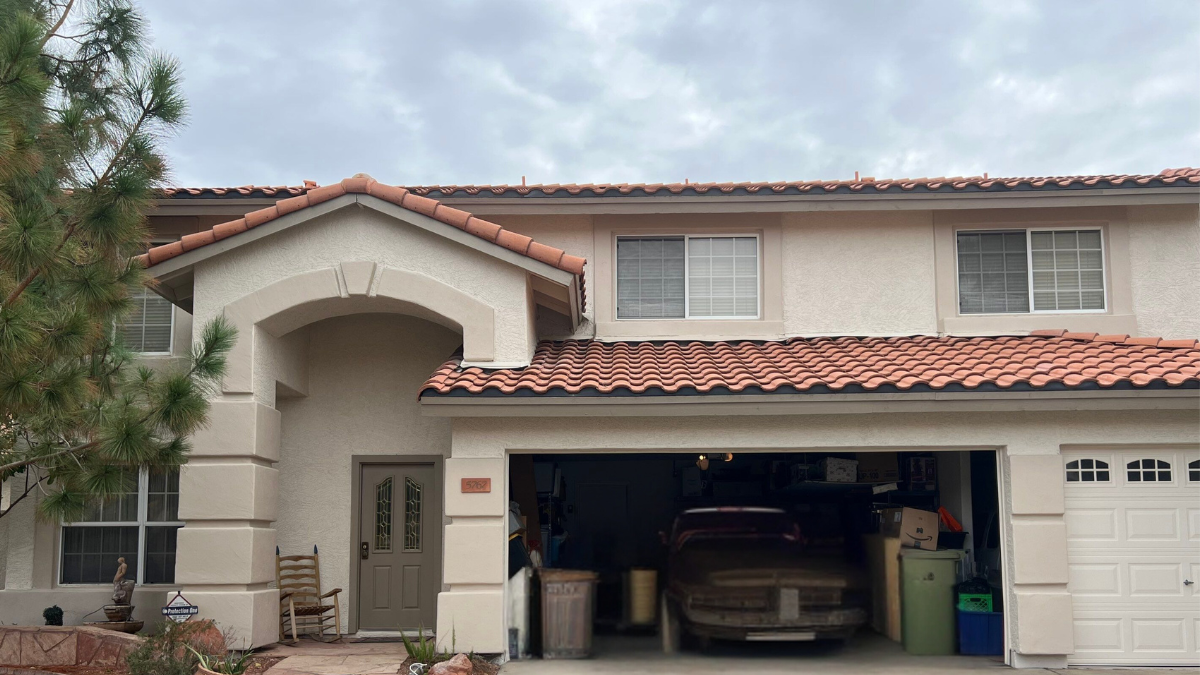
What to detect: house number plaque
<box><xmin>461</xmin><ymin>478</ymin><xmax>491</xmax><ymax>493</ymax></box>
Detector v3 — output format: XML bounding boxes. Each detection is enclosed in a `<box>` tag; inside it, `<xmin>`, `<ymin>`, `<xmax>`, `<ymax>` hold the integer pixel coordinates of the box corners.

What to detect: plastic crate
<box><xmin>957</xmin><ymin>593</ymin><xmax>993</xmax><ymax>612</ymax></box>
<box><xmin>957</xmin><ymin>610</ymin><xmax>1004</xmax><ymax>655</ymax></box>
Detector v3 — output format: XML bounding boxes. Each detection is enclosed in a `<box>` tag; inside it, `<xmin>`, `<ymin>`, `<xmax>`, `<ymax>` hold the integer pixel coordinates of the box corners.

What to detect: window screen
<box><xmin>1030</xmin><ymin>230</ymin><xmax>1105</xmax><ymax>311</ymax></box>
<box><xmin>688</xmin><ymin>237</ymin><xmax>758</xmax><ymax>317</ymax></box>
<box><xmin>956</xmin><ymin>232</ymin><xmax>1029</xmax><ymax>314</ymax></box>
<box><xmin>119</xmin><ymin>289</ymin><xmax>173</xmax><ymax>353</ymax></box>
<box><xmin>616</xmin><ymin>237</ymin><xmax>686</xmax><ymax>318</ymax></box>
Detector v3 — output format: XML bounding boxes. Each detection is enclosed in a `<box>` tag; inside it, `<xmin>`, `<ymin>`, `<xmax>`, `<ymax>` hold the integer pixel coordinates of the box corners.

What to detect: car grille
<box><xmin>689</xmin><ymin>590</ymin><xmax>772</xmax><ymax>611</ymax></box>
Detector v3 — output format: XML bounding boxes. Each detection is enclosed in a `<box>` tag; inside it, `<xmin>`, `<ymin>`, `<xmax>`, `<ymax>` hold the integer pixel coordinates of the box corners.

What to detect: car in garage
<box><xmin>660</xmin><ymin>506</ymin><xmax>869</xmax><ymax>652</ymax></box>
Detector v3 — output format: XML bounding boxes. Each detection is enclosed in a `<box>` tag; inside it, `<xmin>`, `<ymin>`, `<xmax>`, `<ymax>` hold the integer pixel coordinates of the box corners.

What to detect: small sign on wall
<box><xmin>162</xmin><ymin>591</ymin><xmax>199</xmax><ymax>623</ymax></box>
<box><xmin>461</xmin><ymin>477</ymin><xmax>491</xmax><ymax>493</ymax></box>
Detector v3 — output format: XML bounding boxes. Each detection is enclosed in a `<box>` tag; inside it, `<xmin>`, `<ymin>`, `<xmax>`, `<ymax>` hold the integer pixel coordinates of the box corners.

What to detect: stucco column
<box><xmin>1005</xmin><ymin>451</ymin><xmax>1074</xmax><ymax>669</ymax></box>
<box><xmin>176</xmin><ymin>400</ymin><xmax>281</xmax><ymax>647</ymax></box>
<box><xmin>437</xmin><ymin>452</ymin><xmax>507</xmax><ymax>653</ymax></box>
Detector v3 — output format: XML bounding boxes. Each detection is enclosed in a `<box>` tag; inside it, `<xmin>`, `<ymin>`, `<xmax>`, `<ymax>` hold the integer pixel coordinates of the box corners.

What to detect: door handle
<box><xmin>360</xmin><ymin>542</ymin><xmax>369</xmax><ymax>560</ymax></box>
<box><xmin>1186</xmin><ymin>579</ymin><xmax>1194</xmax><ymax>586</ymax></box>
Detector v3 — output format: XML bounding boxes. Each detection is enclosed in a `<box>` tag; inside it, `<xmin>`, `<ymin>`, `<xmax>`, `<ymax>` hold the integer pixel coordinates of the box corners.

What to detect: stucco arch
<box><xmin>220</xmin><ymin>262</ymin><xmax>495</xmax><ymax>395</ymax></box>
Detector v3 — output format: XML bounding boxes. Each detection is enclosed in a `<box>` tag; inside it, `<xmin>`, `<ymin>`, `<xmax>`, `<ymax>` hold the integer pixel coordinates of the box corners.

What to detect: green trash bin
<box><xmin>900</xmin><ymin>549</ymin><xmax>965</xmax><ymax>655</ymax></box>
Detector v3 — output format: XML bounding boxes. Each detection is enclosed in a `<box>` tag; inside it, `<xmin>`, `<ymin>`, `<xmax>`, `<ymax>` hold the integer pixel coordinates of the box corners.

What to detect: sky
<box><xmin>139</xmin><ymin>0</ymin><xmax>1200</xmax><ymax>188</ymax></box>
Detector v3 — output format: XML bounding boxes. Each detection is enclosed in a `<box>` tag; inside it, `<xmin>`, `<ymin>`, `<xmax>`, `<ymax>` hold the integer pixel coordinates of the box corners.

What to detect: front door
<box><xmin>358</xmin><ymin>462</ymin><xmax>441</xmax><ymax>631</ymax></box>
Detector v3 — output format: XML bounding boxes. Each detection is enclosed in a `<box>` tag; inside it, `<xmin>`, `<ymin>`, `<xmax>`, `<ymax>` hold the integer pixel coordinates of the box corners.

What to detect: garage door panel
<box><xmin>1068</xmin><ymin>563</ymin><xmax>1121</xmax><ymax>596</ymax></box>
<box><xmin>1073</xmin><ymin>618</ymin><xmax>1125</xmax><ymax>653</ymax></box>
<box><xmin>1066</xmin><ymin>508</ymin><xmax>1119</xmax><ymax>541</ymax></box>
<box><xmin>1128</xmin><ymin>563</ymin><xmax>1184</xmax><ymax>596</ymax></box>
<box><xmin>1131</xmin><ymin>619</ymin><xmax>1188</xmax><ymax>653</ymax></box>
<box><xmin>1126</xmin><ymin>508</ymin><xmax>1182</xmax><ymax>541</ymax></box>
<box><xmin>1064</xmin><ymin>449</ymin><xmax>1200</xmax><ymax>666</ymax></box>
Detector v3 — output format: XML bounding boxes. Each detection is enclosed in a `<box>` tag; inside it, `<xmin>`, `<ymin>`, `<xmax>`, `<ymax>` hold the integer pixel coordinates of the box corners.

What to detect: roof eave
<box><xmin>428</xmin><ymin>186</ymin><xmax>1199</xmax><ymax>215</ymax></box>
<box><xmin>419</xmin><ymin>387</ymin><xmax>1200</xmax><ymax>417</ymax></box>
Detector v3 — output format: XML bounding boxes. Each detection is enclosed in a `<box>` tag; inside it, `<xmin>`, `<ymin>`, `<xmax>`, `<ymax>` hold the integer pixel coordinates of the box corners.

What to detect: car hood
<box><xmin>674</xmin><ymin>544</ymin><xmax>859</xmax><ymax>588</ymax></box>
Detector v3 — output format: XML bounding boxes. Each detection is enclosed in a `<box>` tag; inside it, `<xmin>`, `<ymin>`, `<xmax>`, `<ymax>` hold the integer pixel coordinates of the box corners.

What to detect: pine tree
<box><xmin>0</xmin><ymin>0</ymin><xmax>235</xmax><ymax>522</ymax></box>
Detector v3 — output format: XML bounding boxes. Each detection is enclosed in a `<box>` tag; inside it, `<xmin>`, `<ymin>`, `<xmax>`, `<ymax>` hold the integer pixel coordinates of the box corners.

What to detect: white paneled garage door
<box><xmin>1063</xmin><ymin>449</ymin><xmax>1200</xmax><ymax>666</ymax></box>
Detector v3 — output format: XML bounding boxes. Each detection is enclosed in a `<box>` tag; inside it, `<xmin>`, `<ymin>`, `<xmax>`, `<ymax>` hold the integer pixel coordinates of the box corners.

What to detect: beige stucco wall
<box><xmin>484</xmin><ymin>202</ymin><xmax>1200</xmax><ymax>343</ymax></box>
<box><xmin>170</xmin><ymin>203</ymin><xmax>544</xmax><ymax>645</ymax></box>
<box><xmin>190</xmin><ymin>205</ymin><xmax>537</xmax><ymax>374</ymax></box>
<box><xmin>781</xmin><ymin>210</ymin><xmax>938</xmax><ymax>335</ymax></box>
<box><xmin>437</xmin><ymin>407</ymin><xmax>1200</xmax><ymax>663</ymax></box>
<box><xmin>275</xmin><ymin>313</ymin><xmax>460</xmax><ymax>632</ymax></box>
<box><xmin>1127</xmin><ymin>204</ymin><xmax>1200</xmax><ymax>339</ymax></box>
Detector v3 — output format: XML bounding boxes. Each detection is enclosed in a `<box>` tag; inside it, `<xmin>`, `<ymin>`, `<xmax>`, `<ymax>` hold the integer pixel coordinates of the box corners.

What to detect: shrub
<box><xmin>126</xmin><ymin>622</ymin><xmax>199</xmax><ymax>675</ymax></box>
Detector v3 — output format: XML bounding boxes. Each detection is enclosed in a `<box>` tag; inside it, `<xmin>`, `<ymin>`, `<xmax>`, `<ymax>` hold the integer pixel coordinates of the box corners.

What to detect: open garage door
<box><xmin>506</xmin><ymin>450</ymin><xmax>1006</xmax><ymax>666</ymax></box>
<box><xmin>1064</xmin><ymin>448</ymin><xmax>1200</xmax><ymax>666</ymax></box>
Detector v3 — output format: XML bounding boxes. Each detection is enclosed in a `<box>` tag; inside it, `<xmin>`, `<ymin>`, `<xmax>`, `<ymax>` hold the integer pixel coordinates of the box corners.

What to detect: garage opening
<box><xmin>505</xmin><ymin>450</ymin><xmax>1007</xmax><ymax>665</ymax></box>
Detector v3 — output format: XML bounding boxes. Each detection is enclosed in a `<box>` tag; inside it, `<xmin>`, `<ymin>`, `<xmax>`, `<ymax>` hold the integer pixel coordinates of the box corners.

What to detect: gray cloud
<box><xmin>141</xmin><ymin>0</ymin><xmax>1199</xmax><ymax>187</ymax></box>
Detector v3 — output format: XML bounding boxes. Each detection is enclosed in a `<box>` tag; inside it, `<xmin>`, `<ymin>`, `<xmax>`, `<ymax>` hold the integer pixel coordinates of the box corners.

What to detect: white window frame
<box><xmin>58</xmin><ymin>468</ymin><xmax>183</xmax><ymax>586</ymax></box>
<box><xmin>615</xmin><ymin>233</ymin><xmax>762</xmax><ymax>320</ymax></box>
<box><xmin>1064</xmin><ymin>457</ymin><xmax>1112</xmax><ymax>484</ymax></box>
<box><xmin>954</xmin><ymin>226</ymin><xmax>1108</xmax><ymax>316</ymax></box>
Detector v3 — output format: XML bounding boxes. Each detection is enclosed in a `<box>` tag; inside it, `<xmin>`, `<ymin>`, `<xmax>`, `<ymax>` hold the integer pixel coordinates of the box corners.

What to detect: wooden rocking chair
<box><xmin>277</xmin><ymin>546</ymin><xmax>342</xmax><ymax>643</ymax></box>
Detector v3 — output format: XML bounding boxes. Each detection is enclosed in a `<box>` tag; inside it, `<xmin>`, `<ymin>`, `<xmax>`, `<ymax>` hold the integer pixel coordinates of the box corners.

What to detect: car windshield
<box><xmin>672</xmin><ymin>509</ymin><xmax>800</xmax><ymax>547</ymax></box>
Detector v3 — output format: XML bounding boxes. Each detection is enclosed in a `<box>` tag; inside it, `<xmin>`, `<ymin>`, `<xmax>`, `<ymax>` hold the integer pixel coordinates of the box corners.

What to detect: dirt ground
<box><xmin>399</xmin><ymin>654</ymin><xmax>501</xmax><ymax>675</ymax></box>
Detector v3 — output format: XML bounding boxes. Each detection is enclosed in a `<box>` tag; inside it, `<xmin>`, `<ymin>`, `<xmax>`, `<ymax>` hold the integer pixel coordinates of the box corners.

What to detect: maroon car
<box><xmin>660</xmin><ymin>507</ymin><xmax>868</xmax><ymax>651</ymax></box>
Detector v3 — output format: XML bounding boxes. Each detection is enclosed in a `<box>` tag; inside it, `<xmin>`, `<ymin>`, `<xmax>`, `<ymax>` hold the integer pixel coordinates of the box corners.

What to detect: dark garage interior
<box><xmin>505</xmin><ymin>449</ymin><xmax>1005</xmax><ymax>661</ymax></box>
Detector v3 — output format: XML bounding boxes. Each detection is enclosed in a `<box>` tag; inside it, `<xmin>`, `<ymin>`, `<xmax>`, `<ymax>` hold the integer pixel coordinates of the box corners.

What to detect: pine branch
<box><xmin>39</xmin><ymin>0</ymin><xmax>77</xmax><ymax>51</ymax></box>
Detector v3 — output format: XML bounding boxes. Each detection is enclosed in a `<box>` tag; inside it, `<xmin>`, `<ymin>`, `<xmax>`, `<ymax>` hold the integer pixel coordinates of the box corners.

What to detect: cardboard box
<box><xmin>907</xmin><ymin>456</ymin><xmax>937</xmax><ymax>491</ymax></box>
<box><xmin>817</xmin><ymin>457</ymin><xmax>858</xmax><ymax>483</ymax></box>
<box><xmin>857</xmin><ymin>452</ymin><xmax>900</xmax><ymax>482</ymax></box>
<box><xmin>880</xmin><ymin>507</ymin><xmax>940</xmax><ymax>550</ymax></box>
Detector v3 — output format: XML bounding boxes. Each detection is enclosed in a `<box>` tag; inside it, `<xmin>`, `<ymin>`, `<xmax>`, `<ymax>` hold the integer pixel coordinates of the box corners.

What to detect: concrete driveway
<box><xmin>500</xmin><ymin>633</ymin><xmax>1170</xmax><ymax>674</ymax></box>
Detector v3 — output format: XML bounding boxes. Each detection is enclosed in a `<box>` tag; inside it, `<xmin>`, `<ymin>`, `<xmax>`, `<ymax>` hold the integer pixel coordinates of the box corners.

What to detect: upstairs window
<box><xmin>118</xmin><ymin>288</ymin><xmax>174</xmax><ymax>353</ymax></box>
<box><xmin>1066</xmin><ymin>458</ymin><xmax>1110</xmax><ymax>482</ymax></box>
<box><xmin>957</xmin><ymin>228</ymin><xmax>1105</xmax><ymax>314</ymax></box>
<box><xmin>1126</xmin><ymin>458</ymin><xmax>1171</xmax><ymax>483</ymax></box>
<box><xmin>617</xmin><ymin>235</ymin><xmax>759</xmax><ymax>319</ymax></box>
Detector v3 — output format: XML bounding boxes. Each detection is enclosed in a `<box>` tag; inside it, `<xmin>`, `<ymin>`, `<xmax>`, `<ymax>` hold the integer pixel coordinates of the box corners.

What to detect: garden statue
<box><xmin>111</xmin><ymin>557</ymin><xmax>135</xmax><ymax>606</ymax></box>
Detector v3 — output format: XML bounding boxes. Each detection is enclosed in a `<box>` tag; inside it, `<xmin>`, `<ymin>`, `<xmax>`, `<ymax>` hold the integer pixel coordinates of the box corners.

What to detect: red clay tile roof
<box><xmin>141</xmin><ymin>176</ymin><xmax>587</xmax><ymax>303</ymax></box>
<box><xmin>419</xmin><ymin>331</ymin><xmax>1200</xmax><ymax>398</ymax></box>
<box><xmin>409</xmin><ymin>168</ymin><xmax>1200</xmax><ymax>199</ymax></box>
<box><xmin>162</xmin><ymin>183</ymin><xmax>316</xmax><ymax>197</ymax></box>
<box><xmin>163</xmin><ymin>168</ymin><xmax>1199</xmax><ymax>201</ymax></box>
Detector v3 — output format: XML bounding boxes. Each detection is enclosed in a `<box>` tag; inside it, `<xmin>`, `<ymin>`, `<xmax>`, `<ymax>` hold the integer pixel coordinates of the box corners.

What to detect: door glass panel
<box><xmin>404</xmin><ymin>477</ymin><xmax>422</xmax><ymax>552</ymax></box>
<box><xmin>374</xmin><ymin>477</ymin><xmax>393</xmax><ymax>552</ymax></box>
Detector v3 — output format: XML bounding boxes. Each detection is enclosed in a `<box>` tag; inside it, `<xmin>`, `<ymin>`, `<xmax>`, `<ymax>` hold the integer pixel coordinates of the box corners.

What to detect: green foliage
<box><xmin>401</xmin><ymin>624</ymin><xmax>458</xmax><ymax>664</ymax></box>
<box><xmin>188</xmin><ymin>645</ymin><xmax>256</xmax><ymax>675</ymax></box>
<box><xmin>125</xmin><ymin>621</ymin><xmax>198</xmax><ymax>675</ymax></box>
<box><xmin>42</xmin><ymin>604</ymin><xmax>63</xmax><ymax>625</ymax></box>
<box><xmin>0</xmin><ymin>0</ymin><xmax>235</xmax><ymax>523</ymax></box>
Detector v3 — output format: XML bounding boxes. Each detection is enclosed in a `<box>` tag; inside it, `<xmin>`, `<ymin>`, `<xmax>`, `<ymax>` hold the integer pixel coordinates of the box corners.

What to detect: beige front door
<box><xmin>358</xmin><ymin>463</ymin><xmax>441</xmax><ymax>631</ymax></box>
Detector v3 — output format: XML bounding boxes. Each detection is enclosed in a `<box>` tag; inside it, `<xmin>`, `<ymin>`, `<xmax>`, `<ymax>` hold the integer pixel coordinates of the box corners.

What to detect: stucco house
<box><xmin>1</xmin><ymin>168</ymin><xmax>1198</xmax><ymax>668</ymax></box>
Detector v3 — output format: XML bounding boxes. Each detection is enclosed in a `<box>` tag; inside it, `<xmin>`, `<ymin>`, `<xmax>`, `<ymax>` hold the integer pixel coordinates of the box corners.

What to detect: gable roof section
<box><xmin>140</xmin><ymin>176</ymin><xmax>586</xmax><ymax>281</ymax></box>
<box><xmin>419</xmin><ymin>331</ymin><xmax>1200</xmax><ymax>398</ymax></box>
<box><xmin>407</xmin><ymin>167</ymin><xmax>1200</xmax><ymax>199</ymax></box>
